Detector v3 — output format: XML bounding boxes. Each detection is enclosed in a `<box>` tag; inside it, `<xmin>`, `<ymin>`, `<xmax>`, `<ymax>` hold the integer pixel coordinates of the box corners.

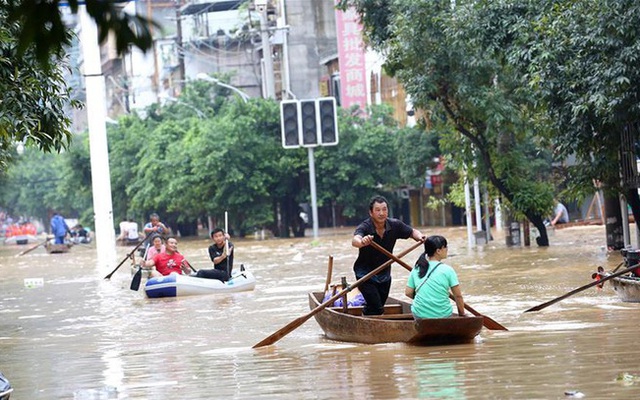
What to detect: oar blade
<box><xmin>459</xmin><ymin>297</ymin><xmax>508</xmax><ymax>330</ymax></box>
<box><xmin>481</xmin><ymin>315</ymin><xmax>508</xmax><ymax>330</ymax></box>
<box><xmin>130</xmin><ymin>267</ymin><xmax>143</xmax><ymax>291</ymax></box>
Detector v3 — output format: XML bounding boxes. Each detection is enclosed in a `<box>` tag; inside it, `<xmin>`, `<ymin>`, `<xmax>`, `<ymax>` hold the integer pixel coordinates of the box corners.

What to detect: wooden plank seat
<box><xmin>327</xmin><ymin>303</ymin><xmax>403</xmax><ymax>316</ymax></box>
<box><xmin>367</xmin><ymin>313</ymin><xmax>415</xmax><ymax>320</ymax></box>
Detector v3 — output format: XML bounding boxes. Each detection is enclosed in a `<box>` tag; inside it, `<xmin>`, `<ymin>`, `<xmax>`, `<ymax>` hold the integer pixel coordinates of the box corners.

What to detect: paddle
<box><xmin>252</xmin><ymin>240</ymin><xmax>424</xmax><ymax>348</ymax></box>
<box><xmin>104</xmin><ymin>239</ymin><xmax>146</xmax><ymax>280</ymax></box>
<box><xmin>130</xmin><ymin>244</ymin><xmax>150</xmax><ymax>291</ymax></box>
<box><xmin>225</xmin><ymin>211</ymin><xmax>230</xmax><ymax>277</ymax></box>
<box><xmin>369</xmin><ymin>241</ymin><xmax>509</xmax><ymax>331</ymax></box>
<box><xmin>184</xmin><ymin>259</ymin><xmax>198</xmax><ymax>273</ymax></box>
<box><xmin>524</xmin><ymin>262</ymin><xmax>640</xmax><ymax>312</ymax></box>
<box><xmin>15</xmin><ymin>238</ymin><xmax>48</xmax><ymax>257</ymax></box>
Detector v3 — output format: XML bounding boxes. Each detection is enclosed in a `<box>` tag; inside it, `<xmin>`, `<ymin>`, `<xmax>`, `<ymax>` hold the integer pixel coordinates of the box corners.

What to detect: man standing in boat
<box><xmin>143</xmin><ymin>213</ymin><xmax>168</xmax><ymax>239</ymax></box>
<box><xmin>50</xmin><ymin>211</ymin><xmax>70</xmax><ymax>245</ymax></box>
<box><xmin>140</xmin><ymin>213</ymin><xmax>168</xmax><ymax>256</ymax></box>
<box><xmin>352</xmin><ymin>195</ymin><xmax>425</xmax><ymax>315</ymax></box>
<box><xmin>139</xmin><ymin>236</ymin><xmax>191</xmax><ymax>277</ymax></box>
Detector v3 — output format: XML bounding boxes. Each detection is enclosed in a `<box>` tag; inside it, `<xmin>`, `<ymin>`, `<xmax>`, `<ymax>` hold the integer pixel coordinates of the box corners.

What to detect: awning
<box><xmin>181</xmin><ymin>0</ymin><xmax>244</xmax><ymax>16</ymax></box>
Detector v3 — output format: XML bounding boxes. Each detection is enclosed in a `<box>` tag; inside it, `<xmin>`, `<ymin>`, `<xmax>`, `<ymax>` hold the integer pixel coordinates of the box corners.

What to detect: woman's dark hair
<box><xmin>415</xmin><ymin>235</ymin><xmax>448</xmax><ymax>278</ymax></box>
<box><xmin>424</xmin><ymin>235</ymin><xmax>447</xmax><ymax>256</ymax></box>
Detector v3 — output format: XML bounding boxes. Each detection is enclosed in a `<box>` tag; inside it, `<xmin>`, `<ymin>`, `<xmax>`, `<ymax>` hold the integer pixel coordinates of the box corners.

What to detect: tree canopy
<box><xmin>340</xmin><ymin>0</ymin><xmax>556</xmax><ymax>244</ymax></box>
<box><xmin>340</xmin><ymin>0</ymin><xmax>640</xmax><ymax>245</ymax></box>
<box><xmin>6</xmin><ymin>0</ymin><xmax>156</xmax><ymax>63</ymax></box>
<box><xmin>1</xmin><ymin>0</ymin><xmax>156</xmax><ymax>173</ymax></box>
<box><xmin>517</xmin><ymin>0</ymin><xmax>640</xmax><ymax>225</ymax></box>
<box><xmin>2</xmin><ymin>78</ymin><xmax>436</xmax><ymax>237</ymax></box>
<box><xmin>0</xmin><ymin>4</ymin><xmax>81</xmax><ymax>171</ymax></box>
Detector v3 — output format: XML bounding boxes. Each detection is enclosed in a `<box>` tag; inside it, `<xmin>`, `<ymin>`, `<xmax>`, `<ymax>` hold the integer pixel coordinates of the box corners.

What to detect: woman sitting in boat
<box><xmin>139</xmin><ymin>236</ymin><xmax>191</xmax><ymax>278</ymax></box>
<box><xmin>144</xmin><ymin>234</ymin><xmax>165</xmax><ymax>261</ymax></box>
<box><xmin>405</xmin><ymin>235</ymin><xmax>466</xmax><ymax>319</ymax></box>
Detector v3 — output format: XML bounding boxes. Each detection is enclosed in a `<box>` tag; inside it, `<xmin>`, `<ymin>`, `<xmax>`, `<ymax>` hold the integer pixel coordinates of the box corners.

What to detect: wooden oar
<box><xmin>324</xmin><ymin>255</ymin><xmax>334</xmax><ymax>292</ymax></box>
<box><xmin>104</xmin><ymin>239</ymin><xmax>146</xmax><ymax>280</ymax></box>
<box><xmin>252</xmin><ymin>240</ymin><xmax>424</xmax><ymax>348</ymax></box>
<box><xmin>369</xmin><ymin>241</ymin><xmax>508</xmax><ymax>331</ymax></box>
<box><xmin>524</xmin><ymin>262</ymin><xmax>640</xmax><ymax>312</ymax></box>
<box><xmin>15</xmin><ymin>238</ymin><xmax>48</xmax><ymax>257</ymax></box>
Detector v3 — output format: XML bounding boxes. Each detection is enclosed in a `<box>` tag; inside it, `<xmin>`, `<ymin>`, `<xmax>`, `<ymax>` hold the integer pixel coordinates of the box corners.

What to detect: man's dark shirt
<box><xmin>353</xmin><ymin>218</ymin><xmax>413</xmax><ymax>282</ymax></box>
<box><xmin>208</xmin><ymin>241</ymin><xmax>234</xmax><ymax>272</ymax></box>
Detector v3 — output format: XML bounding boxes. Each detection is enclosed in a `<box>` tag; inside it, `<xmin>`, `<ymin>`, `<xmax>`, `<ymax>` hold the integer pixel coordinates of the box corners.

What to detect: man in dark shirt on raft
<box><xmin>194</xmin><ymin>228</ymin><xmax>234</xmax><ymax>281</ymax></box>
<box><xmin>352</xmin><ymin>195</ymin><xmax>425</xmax><ymax>315</ymax></box>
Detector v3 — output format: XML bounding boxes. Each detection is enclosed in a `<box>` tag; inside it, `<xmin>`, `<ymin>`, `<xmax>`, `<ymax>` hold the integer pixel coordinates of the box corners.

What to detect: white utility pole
<box><xmin>464</xmin><ymin>176</ymin><xmax>474</xmax><ymax>248</ymax></box>
<box><xmin>473</xmin><ymin>177</ymin><xmax>482</xmax><ymax>231</ymax></box>
<box><xmin>79</xmin><ymin>6</ymin><xmax>117</xmax><ymax>268</ymax></box>
<box><xmin>256</xmin><ymin>0</ymin><xmax>275</xmax><ymax>98</ymax></box>
<box><xmin>308</xmin><ymin>148</ymin><xmax>319</xmax><ymax>239</ymax></box>
<box><xmin>494</xmin><ymin>198</ymin><xmax>503</xmax><ymax>231</ymax></box>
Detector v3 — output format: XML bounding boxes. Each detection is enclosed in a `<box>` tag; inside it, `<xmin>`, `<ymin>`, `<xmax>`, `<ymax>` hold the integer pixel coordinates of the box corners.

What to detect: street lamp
<box><xmin>15</xmin><ymin>138</ymin><xmax>26</xmax><ymax>155</ymax></box>
<box><xmin>159</xmin><ymin>94</ymin><xmax>207</xmax><ymax>118</ymax></box>
<box><xmin>196</xmin><ymin>73</ymin><xmax>250</xmax><ymax>103</ymax></box>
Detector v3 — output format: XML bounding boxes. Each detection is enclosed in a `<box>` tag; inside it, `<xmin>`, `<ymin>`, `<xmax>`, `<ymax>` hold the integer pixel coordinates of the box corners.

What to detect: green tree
<box><xmin>519</xmin><ymin>0</ymin><xmax>640</xmax><ymax>232</ymax></box>
<box><xmin>0</xmin><ymin>146</ymin><xmax>89</xmax><ymax>225</ymax></box>
<box><xmin>316</xmin><ymin>104</ymin><xmax>410</xmax><ymax>220</ymax></box>
<box><xmin>0</xmin><ymin>5</ymin><xmax>80</xmax><ymax>171</ymax></box>
<box><xmin>6</xmin><ymin>0</ymin><xmax>156</xmax><ymax>63</ymax></box>
<box><xmin>340</xmin><ymin>0</ymin><xmax>556</xmax><ymax>245</ymax></box>
<box><xmin>3</xmin><ymin>77</ymin><xmax>423</xmax><ymax>238</ymax></box>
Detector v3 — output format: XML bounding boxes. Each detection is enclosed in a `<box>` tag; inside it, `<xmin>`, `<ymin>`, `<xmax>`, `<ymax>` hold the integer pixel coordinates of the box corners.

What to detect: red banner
<box><xmin>334</xmin><ymin>3</ymin><xmax>367</xmax><ymax>111</ymax></box>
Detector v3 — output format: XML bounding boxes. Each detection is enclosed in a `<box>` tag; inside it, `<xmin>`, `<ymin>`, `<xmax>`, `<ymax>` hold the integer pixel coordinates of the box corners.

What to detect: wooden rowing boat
<box><xmin>45</xmin><ymin>242</ymin><xmax>72</xmax><ymax>254</ymax></box>
<box><xmin>308</xmin><ymin>291</ymin><xmax>483</xmax><ymax>345</ymax></box>
<box><xmin>610</xmin><ymin>275</ymin><xmax>640</xmax><ymax>302</ymax></box>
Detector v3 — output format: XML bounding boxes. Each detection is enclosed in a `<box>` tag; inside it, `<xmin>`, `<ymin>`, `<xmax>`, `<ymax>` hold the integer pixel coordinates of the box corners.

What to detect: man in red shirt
<box><xmin>140</xmin><ymin>236</ymin><xmax>191</xmax><ymax>277</ymax></box>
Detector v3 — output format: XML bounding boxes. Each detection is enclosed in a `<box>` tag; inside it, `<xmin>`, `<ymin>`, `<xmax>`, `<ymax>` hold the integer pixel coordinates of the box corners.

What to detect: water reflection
<box><xmin>415</xmin><ymin>359</ymin><xmax>464</xmax><ymax>399</ymax></box>
<box><xmin>2</xmin><ymin>226</ymin><xmax>640</xmax><ymax>398</ymax></box>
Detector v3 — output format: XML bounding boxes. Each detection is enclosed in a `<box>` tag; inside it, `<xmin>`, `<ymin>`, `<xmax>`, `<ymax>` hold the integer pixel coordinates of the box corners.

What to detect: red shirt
<box><xmin>153</xmin><ymin>252</ymin><xmax>185</xmax><ymax>276</ymax></box>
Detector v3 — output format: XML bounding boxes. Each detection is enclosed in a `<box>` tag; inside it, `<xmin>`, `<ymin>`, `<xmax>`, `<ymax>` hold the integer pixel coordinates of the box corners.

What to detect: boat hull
<box><xmin>610</xmin><ymin>276</ymin><xmax>640</xmax><ymax>302</ymax></box>
<box><xmin>309</xmin><ymin>292</ymin><xmax>483</xmax><ymax>345</ymax></box>
<box><xmin>4</xmin><ymin>234</ymin><xmax>38</xmax><ymax>245</ymax></box>
<box><xmin>144</xmin><ymin>270</ymin><xmax>256</xmax><ymax>298</ymax></box>
<box><xmin>45</xmin><ymin>243</ymin><xmax>72</xmax><ymax>254</ymax></box>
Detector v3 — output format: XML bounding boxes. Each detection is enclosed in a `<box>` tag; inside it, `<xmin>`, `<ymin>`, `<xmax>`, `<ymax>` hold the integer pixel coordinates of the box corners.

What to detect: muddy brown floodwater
<box><xmin>1</xmin><ymin>225</ymin><xmax>640</xmax><ymax>399</ymax></box>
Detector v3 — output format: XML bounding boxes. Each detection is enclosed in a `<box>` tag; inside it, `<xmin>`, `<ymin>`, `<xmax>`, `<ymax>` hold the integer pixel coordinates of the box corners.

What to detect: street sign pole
<box><xmin>308</xmin><ymin>147</ymin><xmax>319</xmax><ymax>239</ymax></box>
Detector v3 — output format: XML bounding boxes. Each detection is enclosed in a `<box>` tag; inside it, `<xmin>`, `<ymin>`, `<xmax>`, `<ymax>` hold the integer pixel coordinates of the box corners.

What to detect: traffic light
<box><xmin>317</xmin><ymin>97</ymin><xmax>338</xmax><ymax>146</ymax></box>
<box><xmin>281</xmin><ymin>100</ymin><xmax>300</xmax><ymax>148</ymax></box>
<box><xmin>300</xmin><ymin>100</ymin><xmax>318</xmax><ymax>147</ymax></box>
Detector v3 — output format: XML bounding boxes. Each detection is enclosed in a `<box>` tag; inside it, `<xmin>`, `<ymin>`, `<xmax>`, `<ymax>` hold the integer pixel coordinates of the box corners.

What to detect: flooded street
<box><xmin>1</xmin><ymin>225</ymin><xmax>640</xmax><ymax>399</ymax></box>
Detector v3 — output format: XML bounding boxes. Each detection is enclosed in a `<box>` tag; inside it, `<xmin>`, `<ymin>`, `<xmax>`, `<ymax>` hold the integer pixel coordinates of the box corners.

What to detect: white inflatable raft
<box><xmin>144</xmin><ymin>268</ymin><xmax>256</xmax><ymax>298</ymax></box>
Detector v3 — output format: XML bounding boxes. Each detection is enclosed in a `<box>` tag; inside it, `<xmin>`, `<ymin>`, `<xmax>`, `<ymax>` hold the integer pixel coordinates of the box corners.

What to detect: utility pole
<box><xmin>79</xmin><ymin>5</ymin><xmax>117</xmax><ymax>269</ymax></box>
<box><xmin>147</xmin><ymin>0</ymin><xmax>160</xmax><ymax>97</ymax></box>
<box><xmin>175</xmin><ymin>0</ymin><xmax>185</xmax><ymax>93</ymax></box>
<box><xmin>256</xmin><ymin>0</ymin><xmax>275</xmax><ymax>98</ymax></box>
